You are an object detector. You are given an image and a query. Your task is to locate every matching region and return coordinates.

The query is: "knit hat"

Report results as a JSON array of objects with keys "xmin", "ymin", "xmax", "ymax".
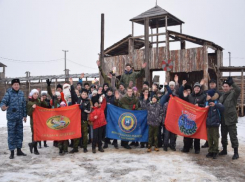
[
  {"xmin": 11, "ymin": 79, "xmax": 20, "ymax": 85},
  {"xmin": 56, "ymin": 84, "xmax": 62, "ymax": 90},
  {"xmin": 143, "ymin": 81, "xmax": 149, "ymax": 87},
  {"xmin": 60, "ymin": 101, "xmax": 66, "ymax": 107},
  {"xmin": 209, "ymin": 79, "xmax": 217, "ymax": 84},
  {"xmin": 29, "ymin": 89, "xmax": 39, "ymax": 97},
  {"xmin": 169, "ymin": 81, "xmax": 176, "ymax": 87},
  {"xmin": 207, "ymin": 89, "xmax": 215, "ymax": 97},
  {"xmin": 194, "ymin": 82, "xmax": 201, "ymax": 88},
  {"xmin": 41, "ymin": 91, "xmax": 48, "ymax": 96},
  {"xmin": 132, "ymin": 87, "xmax": 138, "ymax": 91},
  {"xmin": 184, "ymin": 85, "xmax": 192, "ymax": 92},
  {"xmin": 90, "ymin": 84, "xmax": 96, "ymax": 89},
  {"xmin": 55, "ymin": 92, "xmax": 61, "ymax": 97}
]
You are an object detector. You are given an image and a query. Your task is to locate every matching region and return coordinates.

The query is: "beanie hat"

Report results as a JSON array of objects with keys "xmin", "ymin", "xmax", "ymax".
[
  {"xmin": 90, "ymin": 84, "xmax": 96, "ymax": 89},
  {"xmin": 169, "ymin": 81, "xmax": 176, "ymax": 87},
  {"xmin": 56, "ymin": 84, "xmax": 62, "ymax": 90},
  {"xmin": 207, "ymin": 89, "xmax": 215, "ymax": 97},
  {"xmin": 143, "ymin": 81, "xmax": 149, "ymax": 86},
  {"xmin": 184, "ymin": 85, "xmax": 192, "ymax": 92},
  {"xmin": 132, "ymin": 87, "xmax": 138, "ymax": 92},
  {"xmin": 29, "ymin": 89, "xmax": 39, "ymax": 97},
  {"xmin": 41, "ymin": 91, "xmax": 48, "ymax": 97},
  {"xmin": 60, "ymin": 101, "xmax": 66, "ymax": 107},
  {"xmin": 11, "ymin": 79, "xmax": 20, "ymax": 85},
  {"xmin": 194, "ymin": 82, "xmax": 201, "ymax": 88},
  {"xmin": 55, "ymin": 92, "xmax": 61, "ymax": 97}
]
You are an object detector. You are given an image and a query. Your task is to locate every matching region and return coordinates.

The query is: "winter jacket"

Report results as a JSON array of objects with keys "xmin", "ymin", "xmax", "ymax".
[
  {"xmin": 159, "ymin": 85, "xmax": 173, "ymax": 107},
  {"xmin": 27, "ymin": 99, "xmax": 48, "ymax": 127},
  {"xmin": 77, "ymin": 97, "xmax": 91, "ymax": 121},
  {"xmin": 139, "ymin": 97, "xmax": 150, "ymax": 110},
  {"xmin": 187, "ymin": 91, "xmax": 206, "ymax": 107},
  {"xmin": 89, "ymin": 98, "xmax": 107, "ymax": 129},
  {"xmin": 178, "ymin": 85, "xmax": 189, "ymax": 102},
  {"xmin": 206, "ymin": 100, "xmax": 224, "ymax": 127},
  {"xmin": 99, "ymin": 66, "xmax": 120, "ymax": 88},
  {"xmin": 120, "ymin": 68, "xmax": 145, "ymax": 88},
  {"xmin": 115, "ymin": 95, "xmax": 139, "ymax": 110},
  {"xmin": 162, "ymin": 102, "xmax": 169, "ymax": 125},
  {"xmin": 0, "ymin": 88, "xmax": 27, "ymax": 121},
  {"xmin": 146, "ymin": 102, "xmax": 164, "ymax": 127},
  {"xmin": 219, "ymin": 83, "xmax": 241, "ymax": 126}
]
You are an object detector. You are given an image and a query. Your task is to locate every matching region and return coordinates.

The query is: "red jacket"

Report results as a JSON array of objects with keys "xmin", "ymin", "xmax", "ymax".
[{"xmin": 89, "ymin": 98, "xmax": 107, "ymax": 129}]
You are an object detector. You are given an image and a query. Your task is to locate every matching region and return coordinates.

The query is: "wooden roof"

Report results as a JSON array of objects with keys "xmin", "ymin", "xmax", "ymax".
[
  {"xmin": 104, "ymin": 35, "xmax": 145, "ymax": 57},
  {"xmin": 130, "ymin": 5, "xmax": 184, "ymax": 28},
  {"xmin": 0, "ymin": 63, "xmax": 7, "ymax": 67},
  {"xmin": 168, "ymin": 30, "xmax": 224, "ymax": 50},
  {"xmin": 2, "ymin": 73, "xmax": 99, "ymax": 82}
]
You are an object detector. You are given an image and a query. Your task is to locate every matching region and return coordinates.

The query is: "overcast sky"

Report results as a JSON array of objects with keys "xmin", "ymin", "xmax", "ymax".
[{"xmin": 0, "ymin": 0, "xmax": 245, "ymax": 80}]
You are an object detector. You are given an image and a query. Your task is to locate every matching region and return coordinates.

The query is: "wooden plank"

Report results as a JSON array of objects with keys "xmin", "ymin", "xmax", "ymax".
[
  {"xmin": 132, "ymin": 32, "xmax": 166, "ymax": 39},
  {"xmin": 241, "ymin": 69, "xmax": 244, "ymax": 116},
  {"xmin": 128, "ymin": 38, "xmax": 134, "ymax": 64},
  {"xmin": 144, "ymin": 17, "xmax": 150, "ymax": 84},
  {"xmin": 203, "ymin": 44, "xmax": 209, "ymax": 90},
  {"xmin": 165, "ymin": 16, "xmax": 170, "ymax": 82}
]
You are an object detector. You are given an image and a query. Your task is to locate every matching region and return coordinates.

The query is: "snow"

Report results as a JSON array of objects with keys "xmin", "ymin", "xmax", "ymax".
[{"xmin": 0, "ymin": 111, "xmax": 245, "ymax": 182}]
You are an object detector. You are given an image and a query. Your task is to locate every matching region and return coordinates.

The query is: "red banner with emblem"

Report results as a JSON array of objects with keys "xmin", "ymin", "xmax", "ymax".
[
  {"xmin": 33, "ymin": 105, "xmax": 81, "ymax": 141},
  {"xmin": 165, "ymin": 96, "xmax": 208, "ymax": 140}
]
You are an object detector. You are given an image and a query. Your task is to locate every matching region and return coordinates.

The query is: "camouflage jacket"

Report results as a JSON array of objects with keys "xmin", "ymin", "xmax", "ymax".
[{"xmin": 146, "ymin": 102, "xmax": 164, "ymax": 126}]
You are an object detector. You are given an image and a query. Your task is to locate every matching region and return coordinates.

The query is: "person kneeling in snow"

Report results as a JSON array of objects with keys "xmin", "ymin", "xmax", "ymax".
[
  {"xmin": 205, "ymin": 90, "xmax": 224, "ymax": 159},
  {"xmin": 89, "ymin": 95, "xmax": 107, "ymax": 153},
  {"xmin": 146, "ymin": 95, "xmax": 164, "ymax": 152}
]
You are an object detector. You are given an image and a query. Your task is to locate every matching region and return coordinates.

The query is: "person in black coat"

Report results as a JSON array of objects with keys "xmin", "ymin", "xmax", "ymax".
[{"xmin": 181, "ymin": 82, "xmax": 206, "ymax": 154}]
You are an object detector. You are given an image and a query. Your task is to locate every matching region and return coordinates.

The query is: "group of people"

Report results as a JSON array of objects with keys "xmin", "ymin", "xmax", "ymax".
[{"xmin": 0, "ymin": 61, "xmax": 241, "ymax": 161}]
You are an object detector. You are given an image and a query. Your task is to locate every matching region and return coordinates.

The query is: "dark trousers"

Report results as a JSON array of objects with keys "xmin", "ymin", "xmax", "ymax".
[
  {"xmin": 184, "ymin": 137, "xmax": 200, "ymax": 151},
  {"xmin": 164, "ymin": 129, "xmax": 177, "ymax": 147},
  {"xmin": 221, "ymin": 124, "xmax": 239, "ymax": 148},
  {"xmin": 92, "ymin": 126, "xmax": 105, "ymax": 149}
]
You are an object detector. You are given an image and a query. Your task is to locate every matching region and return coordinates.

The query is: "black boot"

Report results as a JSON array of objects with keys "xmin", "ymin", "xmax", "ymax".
[
  {"xmin": 135, "ymin": 142, "xmax": 139, "ymax": 147},
  {"xmin": 219, "ymin": 146, "xmax": 227, "ymax": 155},
  {"xmin": 9, "ymin": 150, "xmax": 14, "ymax": 159},
  {"xmin": 232, "ymin": 148, "xmax": 239, "ymax": 160},
  {"xmin": 181, "ymin": 148, "xmax": 189, "ymax": 153},
  {"xmin": 163, "ymin": 146, "xmax": 168, "ymax": 151},
  {"xmin": 83, "ymin": 148, "xmax": 88, "ymax": 153},
  {"xmin": 201, "ymin": 141, "xmax": 209, "ymax": 148},
  {"xmin": 195, "ymin": 150, "xmax": 200, "ymax": 154},
  {"xmin": 114, "ymin": 142, "xmax": 119, "ymax": 149},
  {"xmin": 92, "ymin": 148, "xmax": 96, "ymax": 153},
  {"xmin": 140, "ymin": 143, "xmax": 145, "ymax": 148},
  {"xmin": 124, "ymin": 145, "xmax": 131, "ymax": 149},
  {"xmin": 38, "ymin": 141, "xmax": 41, "ymax": 148},
  {"xmin": 129, "ymin": 142, "xmax": 135, "ymax": 146},
  {"xmin": 69, "ymin": 148, "xmax": 79, "ymax": 154},
  {"xmin": 206, "ymin": 152, "xmax": 213, "ymax": 158},
  {"xmin": 44, "ymin": 141, "xmax": 48, "ymax": 147},
  {"xmin": 170, "ymin": 145, "xmax": 176, "ymax": 151},
  {"xmin": 59, "ymin": 149, "xmax": 64, "ymax": 156},
  {"xmin": 28, "ymin": 143, "xmax": 34, "ymax": 153},
  {"xmin": 213, "ymin": 153, "xmax": 218, "ymax": 159},
  {"xmin": 17, "ymin": 148, "xmax": 27, "ymax": 156},
  {"xmin": 33, "ymin": 143, "xmax": 39, "ymax": 155},
  {"xmin": 99, "ymin": 148, "xmax": 104, "ymax": 152},
  {"xmin": 103, "ymin": 142, "xmax": 108, "ymax": 149}
]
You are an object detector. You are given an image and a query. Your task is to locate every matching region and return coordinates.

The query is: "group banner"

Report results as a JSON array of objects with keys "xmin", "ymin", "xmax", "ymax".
[
  {"xmin": 33, "ymin": 105, "xmax": 81, "ymax": 141},
  {"xmin": 165, "ymin": 96, "xmax": 208, "ymax": 140},
  {"xmin": 106, "ymin": 104, "xmax": 148, "ymax": 142}
]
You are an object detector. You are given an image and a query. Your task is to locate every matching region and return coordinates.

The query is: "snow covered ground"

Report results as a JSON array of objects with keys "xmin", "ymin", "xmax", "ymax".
[{"xmin": 0, "ymin": 111, "xmax": 244, "ymax": 182}]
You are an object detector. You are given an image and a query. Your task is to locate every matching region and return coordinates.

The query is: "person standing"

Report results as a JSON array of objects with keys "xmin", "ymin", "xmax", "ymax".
[
  {"xmin": 0, "ymin": 79, "xmax": 27, "ymax": 159},
  {"xmin": 219, "ymin": 77, "xmax": 241, "ymax": 160}
]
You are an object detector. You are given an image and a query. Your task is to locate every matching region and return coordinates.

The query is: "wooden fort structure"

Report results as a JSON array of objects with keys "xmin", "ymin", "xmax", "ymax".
[{"xmin": 99, "ymin": 5, "xmax": 245, "ymax": 116}]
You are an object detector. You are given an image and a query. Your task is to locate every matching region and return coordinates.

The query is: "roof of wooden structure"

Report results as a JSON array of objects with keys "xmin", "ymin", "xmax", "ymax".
[
  {"xmin": 219, "ymin": 66, "xmax": 245, "ymax": 72},
  {"xmin": 1, "ymin": 73, "xmax": 99, "ymax": 82},
  {"xmin": 130, "ymin": 5, "xmax": 184, "ymax": 28},
  {"xmin": 0, "ymin": 63, "xmax": 7, "ymax": 67},
  {"xmin": 168, "ymin": 30, "xmax": 224, "ymax": 50},
  {"xmin": 104, "ymin": 35, "xmax": 145, "ymax": 57}
]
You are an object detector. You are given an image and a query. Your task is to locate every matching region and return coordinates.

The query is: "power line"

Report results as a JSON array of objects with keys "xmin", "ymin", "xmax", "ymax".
[
  {"xmin": 0, "ymin": 56, "xmax": 64, "ymax": 63},
  {"xmin": 67, "ymin": 59, "xmax": 98, "ymax": 70}
]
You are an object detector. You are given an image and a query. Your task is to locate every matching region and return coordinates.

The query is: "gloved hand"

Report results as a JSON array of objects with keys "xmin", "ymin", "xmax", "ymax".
[
  {"xmin": 46, "ymin": 79, "xmax": 51, "ymax": 86},
  {"xmin": 227, "ymin": 77, "xmax": 234, "ymax": 85}
]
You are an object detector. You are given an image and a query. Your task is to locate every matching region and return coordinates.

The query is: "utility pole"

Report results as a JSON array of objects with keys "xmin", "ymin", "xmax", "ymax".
[
  {"xmin": 62, "ymin": 50, "xmax": 69, "ymax": 82},
  {"xmin": 228, "ymin": 52, "xmax": 231, "ymax": 76}
]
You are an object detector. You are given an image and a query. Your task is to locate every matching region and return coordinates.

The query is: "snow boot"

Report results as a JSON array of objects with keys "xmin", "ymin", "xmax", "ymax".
[
  {"xmin": 83, "ymin": 148, "xmax": 88, "ymax": 153},
  {"xmin": 9, "ymin": 150, "xmax": 14, "ymax": 159},
  {"xmin": 69, "ymin": 148, "xmax": 79, "ymax": 154},
  {"xmin": 213, "ymin": 153, "xmax": 218, "ymax": 159},
  {"xmin": 163, "ymin": 146, "xmax": 168, "ymax": 151},
  {"xmin": 17, "ymin": 148, "xmax": 27, "ymax": 156},
  {"xmin": 124, "ymin": 145, "xmax": 132, "ymax": 149},
  {"xmin": 99, "ymin": 148, "xmax": 104, "ymax": 152},
  {"xmin": 232, "ymin": 148, "xmax": 239, "ymax": 160},
  {"xmin": 38, "ymin": 141, "xmax": 41, "ymax": 148},
  {"xmin": 103, "ymin": 142, "xmax": 108, "ymax": 149},
  {"xmin": 28, "ymin": 143, "xmax": 34, "ymax": 153},
  {"xmin": 206, "ymin": 152, "xmax": 213, "ymax": 158},
  {"xmin": 114, "ymin": 143, "xmax": 119, "ymax": 149},
  {"xmin": 147, "ymin": 147, "xmax": 152, "ymax": 152},
  {"xmin": 154, "ymin": 147, "xmax": 159, "ymax": 152},
  {"xmin": 92, "ymin": 148, "xmax": 96, "ymax": 153},
  {"xmin": 59, "ymin": 149, "xmax": 64, "ymax": 156},
  {"xmin": 33, "ymin": 143, "xmax": 39, "ymax": 155},
  {"xmin": 219, "ymin": 146, "xmax": 227, "ymax": 155},
  {"xmin": 195, "ymin": 150, "xmax": 200, "ymax": 154},
  {"xmin": 44, "ymin": 141, "xmax": 48, "ymax": 147}
]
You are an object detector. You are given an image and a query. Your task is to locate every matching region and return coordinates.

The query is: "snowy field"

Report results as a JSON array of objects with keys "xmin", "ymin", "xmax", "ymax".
[{"xmin": 0, "ymin": 111, "xmax": 244, "ymax": 182}]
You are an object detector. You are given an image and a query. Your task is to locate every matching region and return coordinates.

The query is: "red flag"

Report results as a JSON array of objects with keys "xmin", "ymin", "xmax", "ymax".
[
  {"xmin": 165, "ymin": 96, "xmax": 208, "ymax": 140},
  {"xmin": 33, "ymin": 105, "xmax": 81, "ymax": 141}
]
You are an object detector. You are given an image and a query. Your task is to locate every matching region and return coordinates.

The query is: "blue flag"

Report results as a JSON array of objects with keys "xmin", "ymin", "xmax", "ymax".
[{"xmin": 106, "ymin": 104, "xmax": 148, "ymax": 142}]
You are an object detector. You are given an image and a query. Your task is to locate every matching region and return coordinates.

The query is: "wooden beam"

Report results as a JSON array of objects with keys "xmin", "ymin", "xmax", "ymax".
[
  {"xmin": 132, "ymin": 22, "xmax": 134, "ymax": 37},
  {"xmin": 144, "ymin": 17, "xmax": 150, "ymax": 85},
  {"xmin": 241, "ymin": 69, "xmax": 244, "ymax": 116},
  {"xmin": 132, "ymin": 32, "xmax": 166, "ymax": 39},
  {"xmin": 156, "ymin": 19, "xmax": 159, "ymax": 62},
  {"xmin": 100, "ymin": 13, "xmax": 105, "ymax": 85},
  {"xmin": 203, "ymin": 44, "xmax": 209, "ymax": 90},
  {"xmin": 128, "ymin": 38, "xmax": 134, "ymax": 65},
  {"xmin": 165, "ymin": 15, "xmax": 170, "ymax": 83},
  {"xmin": 150, "ymin": 40, "xmax": 178, "ymax": 44}
]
